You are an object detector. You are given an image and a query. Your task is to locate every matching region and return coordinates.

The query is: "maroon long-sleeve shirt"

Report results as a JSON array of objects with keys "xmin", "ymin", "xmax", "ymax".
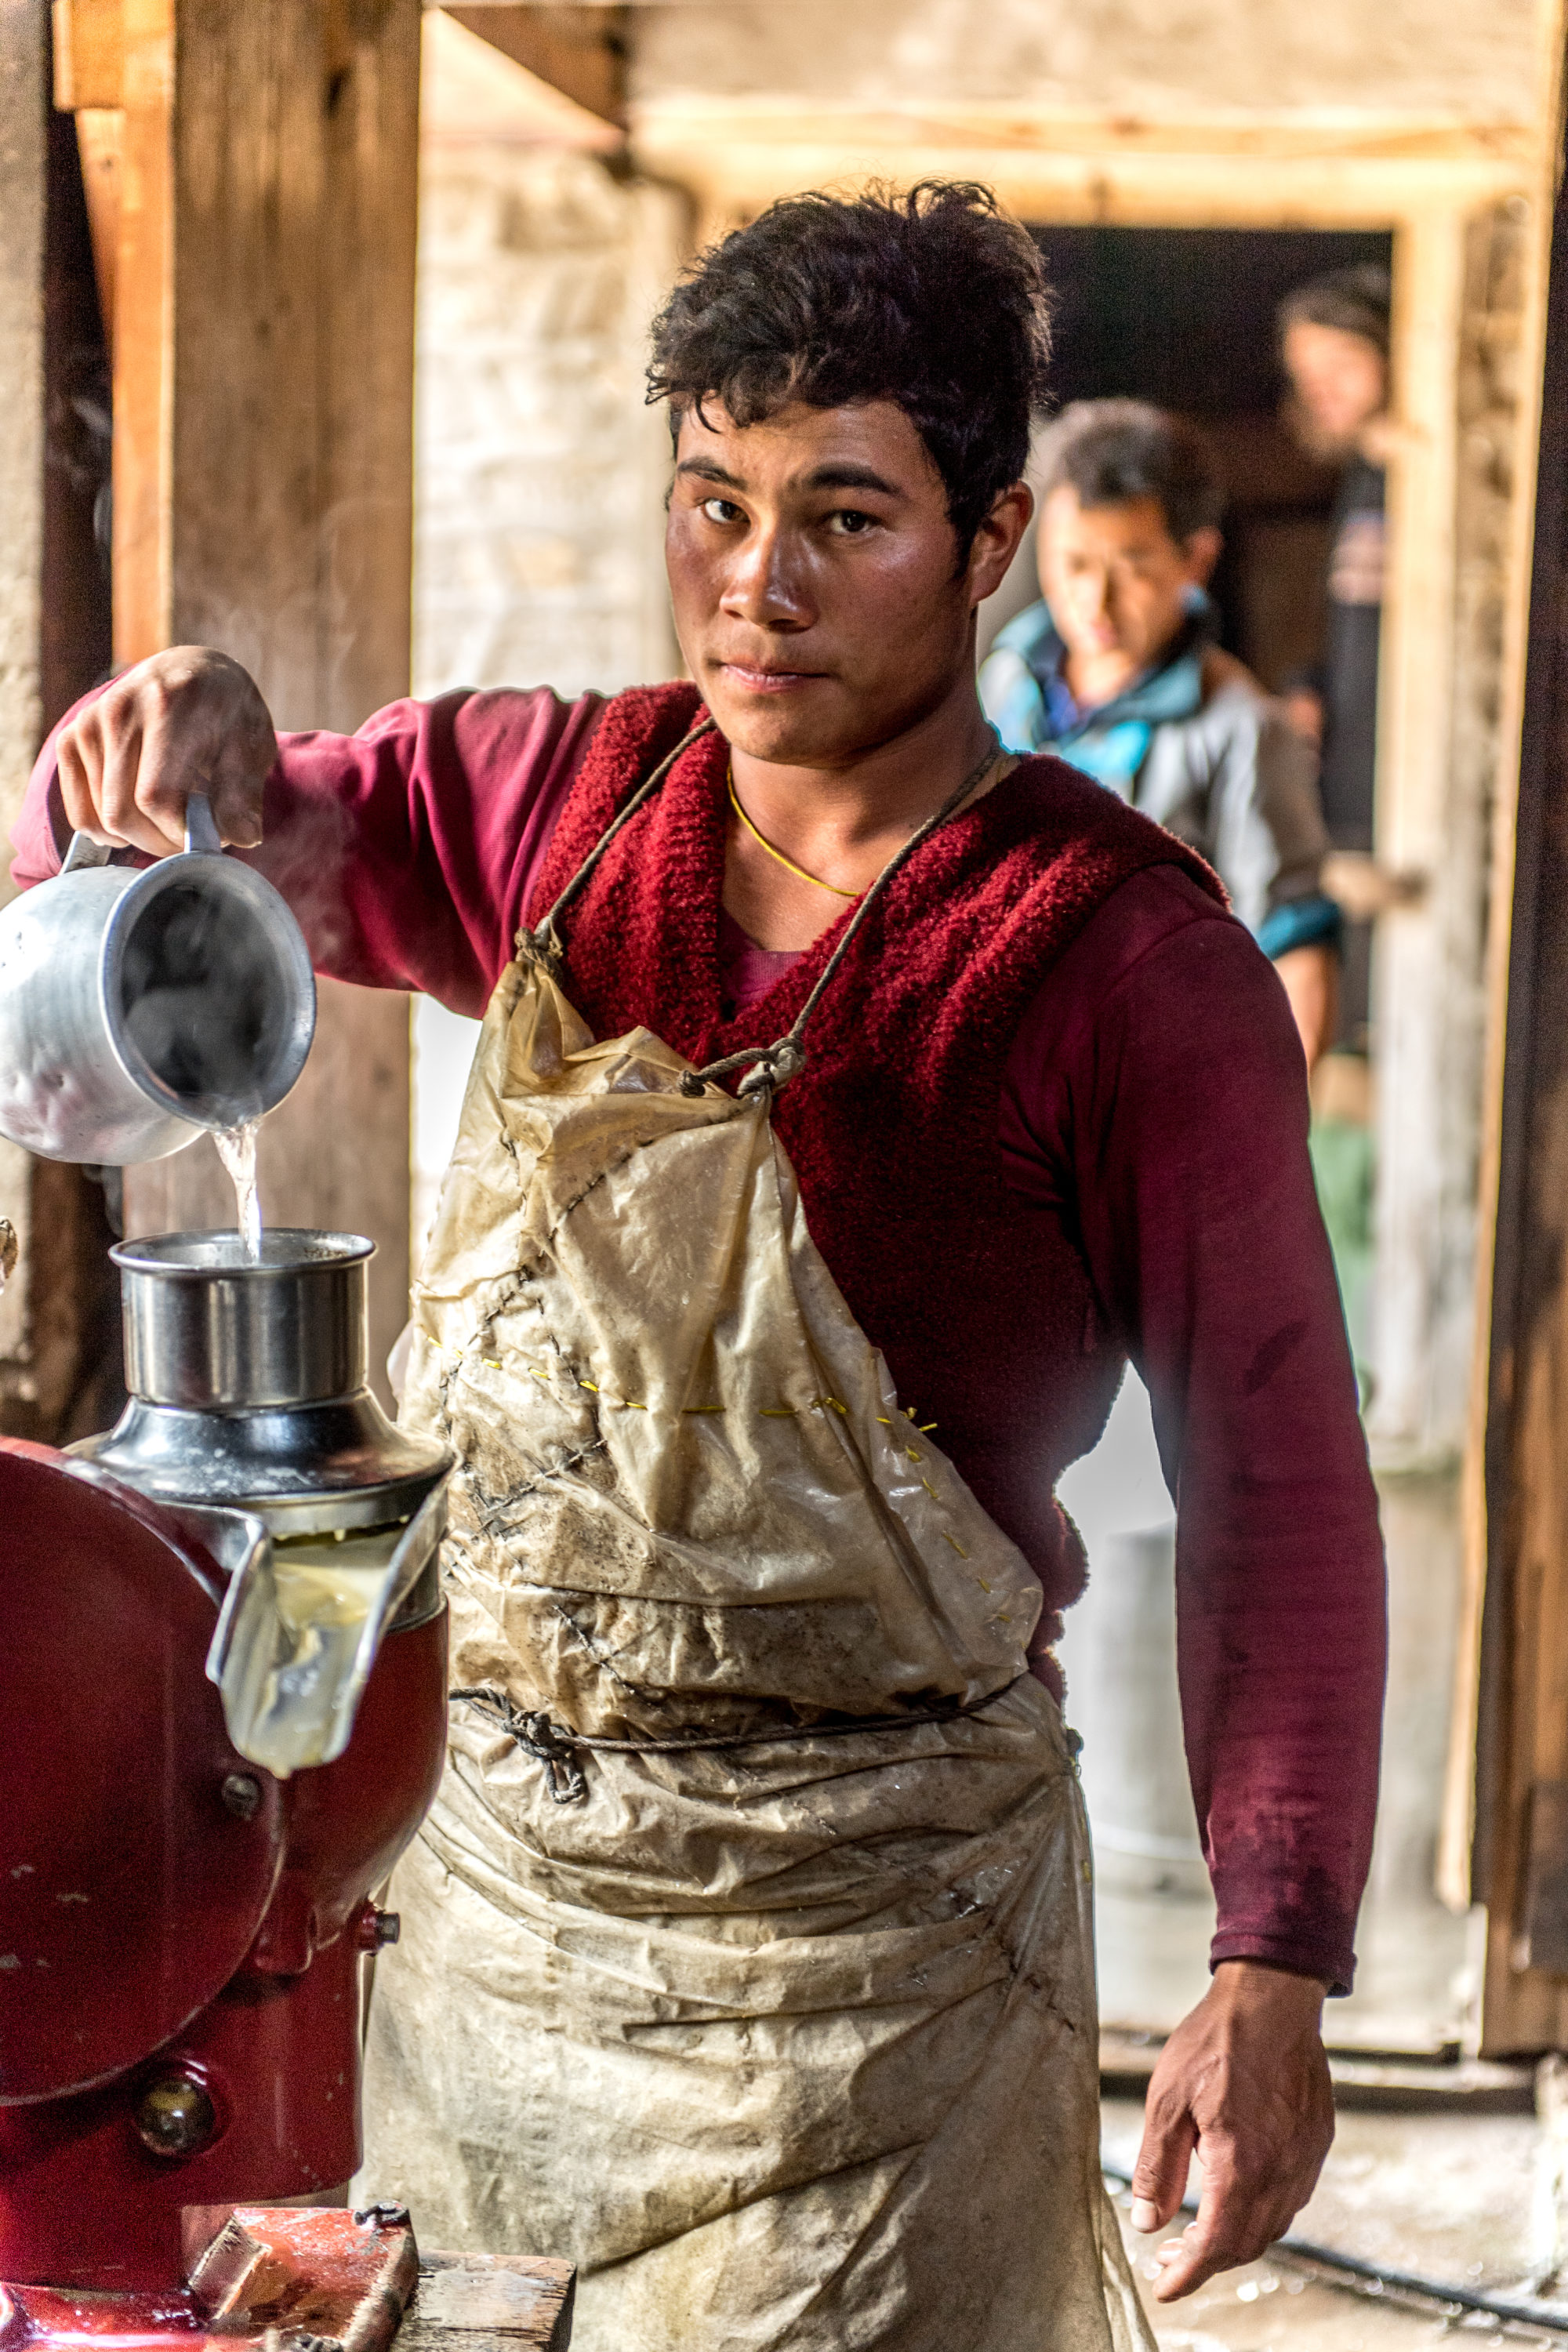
[{"xmin": 15, "ymin": 684, "xmax": 1385, "ymax": 1992}]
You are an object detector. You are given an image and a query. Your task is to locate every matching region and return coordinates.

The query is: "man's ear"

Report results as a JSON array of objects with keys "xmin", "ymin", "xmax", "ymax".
[
  {"xmin": 968, "ymin": 481, "xmax": 1034, "ymax": 604},
  {"xmin": 1184, "ymin": 524, "xmax": 1223, "ymax": 588}
]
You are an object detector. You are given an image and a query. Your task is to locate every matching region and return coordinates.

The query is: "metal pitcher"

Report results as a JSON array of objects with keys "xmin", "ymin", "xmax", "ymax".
[{"xmin": 0, "ymin": 796, "xmax": 315, "ymax": 1164}]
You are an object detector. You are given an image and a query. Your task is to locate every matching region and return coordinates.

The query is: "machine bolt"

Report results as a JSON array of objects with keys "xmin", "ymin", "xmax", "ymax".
[
  {"xmin": 220, "ymin": 1773, "xmax": 262, "ymax": 1820},
  {"xmin": 133, "ymin": 2069, "xmax": 218, "ymax": 2158},
  {"xmin": 354, "ymin": 2201, "xmax": 412, "ymax": 2232},
  {"xmin": 355, "ymin": 1906, "xmax": 401, "ymax": 1952}
]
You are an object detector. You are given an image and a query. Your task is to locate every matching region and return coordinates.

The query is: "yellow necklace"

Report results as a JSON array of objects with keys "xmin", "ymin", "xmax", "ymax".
[{"xmin": 727, "ymin": 765, "xmax": 861, "ymax": 901}]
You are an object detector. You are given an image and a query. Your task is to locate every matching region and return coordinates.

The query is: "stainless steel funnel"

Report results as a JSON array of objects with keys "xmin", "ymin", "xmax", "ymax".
[{"xmin": 76, "ymin": 1229, "xmax": 452, "ymax": 1534}]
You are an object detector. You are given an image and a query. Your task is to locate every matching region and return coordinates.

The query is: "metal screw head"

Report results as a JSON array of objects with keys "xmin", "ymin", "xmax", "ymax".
[
  {"xmin": 220, "ymin": 1773, "xmax": 261, "ymax": 1820},
  {"xmin": 355, "ymin": 1904, "xmax": 400, "ymax": 1952},
  {"xmin": 134, "ymin": 2070, "xmax": 218, "ymax": 2158}
]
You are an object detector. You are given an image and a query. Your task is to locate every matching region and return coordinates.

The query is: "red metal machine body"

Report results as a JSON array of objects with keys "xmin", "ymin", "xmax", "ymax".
[{"xmin": 0, "ymin": 1437, "xmax": 448, "ymax": 2303}]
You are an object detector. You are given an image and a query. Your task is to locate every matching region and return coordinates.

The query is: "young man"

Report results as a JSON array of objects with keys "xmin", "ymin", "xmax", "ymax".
[
  {"xmin": 16, "ymin": 185, "xmax": 1384, "ymax": 2352},
  {"xmin": 979, "ymin": 399, "xmax": 1341, "ymax": 1067}
]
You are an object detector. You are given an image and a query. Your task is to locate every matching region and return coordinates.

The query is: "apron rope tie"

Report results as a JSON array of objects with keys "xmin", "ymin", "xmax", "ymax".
[{"xmin": 450, "ymin": 1677, "xmax": 1028, "ymax": 1804}]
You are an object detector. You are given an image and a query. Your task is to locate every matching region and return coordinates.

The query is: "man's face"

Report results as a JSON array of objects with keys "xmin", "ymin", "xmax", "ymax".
[
  {"xmin": 665, "ymin": 397, "xmax": 1025, "ymax": 767},
  {"xmin": 1037, "ymin": 486, "xmax": 1217, "ymax": 684},
  {"xmin": 1282, "ymin": 321, "xmax": 1387, "ymax": 455}
]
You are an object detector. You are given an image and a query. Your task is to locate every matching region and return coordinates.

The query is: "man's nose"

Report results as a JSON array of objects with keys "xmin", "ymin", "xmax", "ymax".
[
  {"xmin": 720, "ymin": 524, "xmax": 811, "ymax": 628},
  {"xmin": 1083, "ymin": 565, "xmax": 1112, "ymax": 622}
]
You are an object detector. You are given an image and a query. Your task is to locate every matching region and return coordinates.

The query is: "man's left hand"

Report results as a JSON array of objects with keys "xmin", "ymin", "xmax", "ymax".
[{"xmin": 1128, "ymin": 1958, "xmax": 1334, "ymax": 2300}]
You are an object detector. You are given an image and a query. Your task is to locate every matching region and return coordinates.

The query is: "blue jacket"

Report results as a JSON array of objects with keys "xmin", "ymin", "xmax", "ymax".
[{"xmin": 979, "ymin": 598, "xmax": 1340, "ymax": 960}]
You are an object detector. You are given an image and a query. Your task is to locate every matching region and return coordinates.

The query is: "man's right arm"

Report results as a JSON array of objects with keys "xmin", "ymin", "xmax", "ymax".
[{"xmin": 16, "ymin": 647, "xmax": 604, "ymax": 1018}]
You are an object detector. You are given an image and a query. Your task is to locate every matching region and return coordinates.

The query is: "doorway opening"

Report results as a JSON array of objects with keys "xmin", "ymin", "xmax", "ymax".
[{"xmin": 990, "ymin": 223, "xmax": 1466, "ymax": 2060}]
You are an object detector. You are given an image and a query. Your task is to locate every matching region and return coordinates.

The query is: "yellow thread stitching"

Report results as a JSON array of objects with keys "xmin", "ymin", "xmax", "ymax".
[
  {"xmin": 813, "ymin": 1396, "xmax": 849, "ymax": 1416},
  {"xmin": 920, "ymin": 1477, "xmax": 938, "ymax": 1499},
  {"xmin": 684, "ymin": 1405, "xmax": 724, "ymax": 1414},
  {"xmin": 906, "ymin": 1446, "xmax": 922, "ymax": 1464},
  {"xmin": 760, "ymin": 1406, "xmax": 797, "ymax": 1417},
  {"xmin": 919, "ymin": 1421, "xmax": 938, "ymax": 1432},
  {"xmin": 579, "ymin": 1380, "xmax": 599, "ymax": 1393},
  {"xmin": 944, "ymin": 1534, "xmax": 971, "ymax": 1560}
]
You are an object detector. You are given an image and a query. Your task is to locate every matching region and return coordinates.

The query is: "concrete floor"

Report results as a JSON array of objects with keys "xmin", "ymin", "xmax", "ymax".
[
  {"xmin": 1102, "ymin": 2098, "xmax": 1560, "ymax": 2349},
  {"xmin": 1059, "ymin": 1376, "xmax": 1474, "ymax": 2056}
]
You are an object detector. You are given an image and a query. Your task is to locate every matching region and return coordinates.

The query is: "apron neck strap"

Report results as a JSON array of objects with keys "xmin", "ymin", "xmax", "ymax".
[
  {"xmin": 682, "ymin": 726, "xmax": 1004, "ymax": 1105},
  {"xmin": 517, "ymin": 714, "xmax": 719, "ymax": 973},
  {"xmin": 516, "ymin": 711, "xmax": 1004, "ymax": 1105}
]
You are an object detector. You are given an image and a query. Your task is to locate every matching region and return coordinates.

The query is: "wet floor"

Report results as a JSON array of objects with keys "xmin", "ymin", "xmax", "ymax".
[{"xmin": 1102, "ymin": 2100, "xmax": 1563, "ymax": 2349}]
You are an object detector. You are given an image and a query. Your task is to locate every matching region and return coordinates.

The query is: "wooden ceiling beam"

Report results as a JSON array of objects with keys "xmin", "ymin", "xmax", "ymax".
[{"xmin": 440, "ymin": 5, "xmax": 626, "ymax": 130}]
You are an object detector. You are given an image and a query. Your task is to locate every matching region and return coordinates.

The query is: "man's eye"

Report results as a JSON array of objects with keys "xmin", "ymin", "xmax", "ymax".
[
  {"xmin": 701, "ymin": 497, "xmax": 742, "ymax": 524},
  {"xmin": 828, "ymin": 509, "xmax": 877, "ymax": 535}
]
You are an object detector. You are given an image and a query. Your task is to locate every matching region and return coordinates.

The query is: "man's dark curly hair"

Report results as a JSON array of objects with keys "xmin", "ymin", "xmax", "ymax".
[{"xmin": 647, "ymin": 181, "xmax": 1054, "ymax": 550}]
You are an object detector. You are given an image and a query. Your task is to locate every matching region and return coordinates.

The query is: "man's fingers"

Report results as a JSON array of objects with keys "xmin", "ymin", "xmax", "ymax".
[
  {"xmin": 56, "ymin": 726, "xmax": 105, "ymax": 842},
  {"xmin": 1147, "ymin": 2149, "xmax": 1301, "ymax": 2302},
  {"xmin": 1130, "ymin": 2101, "xmax": 1197, "ymax": 2233},
  {"xmin": 134, "ymin": 684, "xmax": 223, "ymax": 851},
  {"xmin": 210, "ymin": 722, "xmax": 272, "ymax": 849},
  {"xmin": 51, "ymin": 649, "xmax": 276, "ymax": 863}
]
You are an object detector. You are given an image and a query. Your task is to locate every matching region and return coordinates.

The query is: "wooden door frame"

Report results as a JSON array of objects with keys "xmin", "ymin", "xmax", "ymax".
[{"xmin": 630, "ymin": 89, "xmax": 1565, "ymax": 2050}]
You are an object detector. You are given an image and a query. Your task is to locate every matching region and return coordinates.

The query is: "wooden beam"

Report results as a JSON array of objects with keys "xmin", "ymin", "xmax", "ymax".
[
  {"xmin": 113, "ymin": 0, "xmax": 421, "ymax": 1405},
  {"xmin": 629, "ymin": 102, "xmax": 1540, "ymax": 240},
  {"xmin": 444, "ymin": 4, "xmax": 625, "ymax": 128},
  {"xmin": 0, "ymin": 0, "xmax": 122, "ymax": 1447},
  {"xmin": 1470, "ymin": 109, "xmax": 1568, "ymax": 2053},
  {"xmin": 51, "ymin": 0, "xmax": 122, "ymax": 109}
]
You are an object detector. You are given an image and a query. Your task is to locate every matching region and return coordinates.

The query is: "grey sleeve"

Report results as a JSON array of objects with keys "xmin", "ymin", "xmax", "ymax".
[{"xmin": 1205, "ymin": 701, "xmax": 1330, "ymax": 935}]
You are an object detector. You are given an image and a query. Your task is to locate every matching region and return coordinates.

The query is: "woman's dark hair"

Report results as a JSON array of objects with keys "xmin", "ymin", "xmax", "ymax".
[
  {"xmin": 646, "ymin": 180, "xmax": 1053, "ymax": 550},
  {"xmin": 1034, "ymin": 400, "xmax": 1225, "ymax": 545},
  {"xmin": 1277, "ymin": 264, "xmax": 1392, "ymax": 358}
]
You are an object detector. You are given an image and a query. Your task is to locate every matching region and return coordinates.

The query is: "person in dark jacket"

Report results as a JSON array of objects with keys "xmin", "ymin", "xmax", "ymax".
[{"xmin": 1278, "ymin": 263, "xmax": 1393, "ymax": 1052}]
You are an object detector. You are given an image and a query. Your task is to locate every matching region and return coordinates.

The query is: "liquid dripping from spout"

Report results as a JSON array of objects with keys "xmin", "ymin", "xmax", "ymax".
[{"xmin": 215, "ymin": 1120, "xmax": 263, "ymax": 1261}]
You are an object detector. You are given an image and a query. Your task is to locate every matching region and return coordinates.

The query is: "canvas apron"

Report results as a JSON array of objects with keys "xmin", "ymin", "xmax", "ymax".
[{"xmin": 364, "ymin": 729, "xmax": 1152, "ymax": 2352}]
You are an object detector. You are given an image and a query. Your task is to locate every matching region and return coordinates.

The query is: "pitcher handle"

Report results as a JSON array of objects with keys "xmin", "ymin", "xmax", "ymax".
[
  {"xmin": 183, "ymin": 791, "xmax": 223, "ymax": 855},
  {"xmin": 60, "ymin": 789, "xmax": 223, "ymax": 874},
  {"xmin": 60, "ymin": 832, "xmax": 113, "ymax": 875}
]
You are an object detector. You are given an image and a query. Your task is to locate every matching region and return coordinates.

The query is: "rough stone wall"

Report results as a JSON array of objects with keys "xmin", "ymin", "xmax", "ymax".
[
  {"xmin": 413, "ymin": 141, "xmax": 683, "ymax": 702},
  {"xmin": 629, "ymin": 0, "xmax": 1540, "ymax": 125},
  {"xmin": 410, "ymin": 104, "xmax": 685, "ymax": 1246}
]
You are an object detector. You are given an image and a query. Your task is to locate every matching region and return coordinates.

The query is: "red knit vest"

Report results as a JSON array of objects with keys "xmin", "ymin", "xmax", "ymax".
[{"xmin": 528, "ymin": 684, "xmax": 1225, "ymax": 1643}]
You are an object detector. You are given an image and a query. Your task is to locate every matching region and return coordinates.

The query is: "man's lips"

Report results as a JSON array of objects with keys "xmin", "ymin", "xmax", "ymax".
[{"xmin": 715, "ymin": 660, "xmax": 826, "ymax": 693}]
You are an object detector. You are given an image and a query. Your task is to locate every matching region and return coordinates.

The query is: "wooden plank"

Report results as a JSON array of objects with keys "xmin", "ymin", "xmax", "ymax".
[
  {"xmin": 71, "ymin": 106, "xmax": 120, "ymax": 354},
  {"xmin": 0, "ymin": 2, "xmax": 122, "ymax": 1449},
  {"xmin": 445, "ymin": 5, "xmax": 625, "ymax": 129},
  {"xmin": 401, "ymin": 2251, "xmax": 575, "ymax": 2352},
  {"xmin": 51, "ymin": 0, "xmax": 122, "ymax": 109},
  {"xmin": 111, "ymin": 0, "xmax": 172, "ymax": 670},
  {"xmin": 1472, "ymin": 86, "xmax": 1568, "ymax": 2053},
  {"xmin": 113, "ymin": 2, "xmax": 421, "ymax": 1404}
]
